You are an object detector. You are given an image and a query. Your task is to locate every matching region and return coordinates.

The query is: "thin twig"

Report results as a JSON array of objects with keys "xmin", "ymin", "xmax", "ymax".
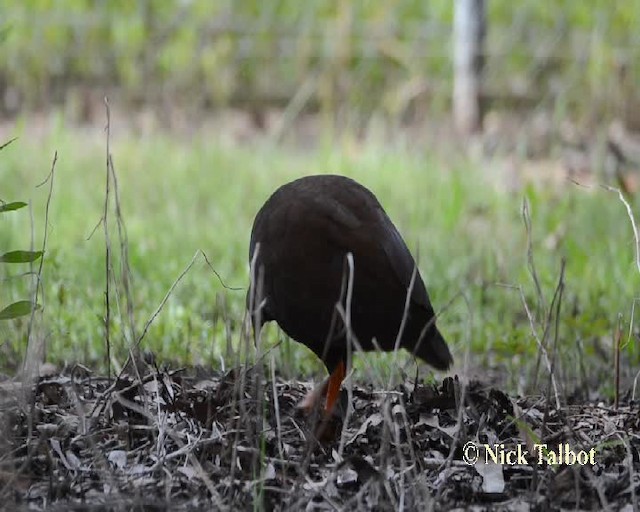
[
  {"xmin": 540, "ymin": 258, "xmax": 566, "ymax": 447},
  {"xmin": 23, "ymin": 152, "xmax": 57, "ymax": 390},
  {"xmin": 201, "ymin": 249, "xmax": 244, "ymax": 291},
  {"xmin": 614, "ymin": 313, "xmax": 622, "ymax": 410},
  {"xmin": 602, "ymin": 185, "xmax": 640, "ymax": 276},
  {"xmin": 103, "ymin": 97, "xmax": 112, "ymax": 380},
  {"xmin": 108, "ymin": 153, "xmax": 136, "ymax": 345},
  {"xmin": 622, "ymin": 435, "xmax": 639, "ymax": 512},
  {"xmin": 337, "ymin": 253, "xmax": 356, "ymax": 459},
  {"xmin": 630, "ymin": 298, "xmax": 640, "ymax": 400},
  {"xmin": 136, "ymin": 250, "xmax": 201, "ymax": 348},
  {"xmin": 0, "ymin": 137, "xmax": 17, "ymax": 151},
  {"xmin": 439, "ymin": 290, "xmax": 473, "ymax": 497},
  {"xmin": 270, "ymin": 354, "xmax": 285, "ymax": 461},
  {"xmin": 522, "ymin": 198, "xmax": 546, "ymax": 317},
  {"xmin": 26, "ymin": 151, "xmax": 57, "ymax": 350},
  {"xmin": 388, "ymin": 262, "xmax": 418, "ymax": 390},
  {"xmin": 523, "ymin": 198, "xmax": 547, "ymax": 391},
  {"xmin": 595, "ymin": 185, "xmax": 640, "ymax": 399}
]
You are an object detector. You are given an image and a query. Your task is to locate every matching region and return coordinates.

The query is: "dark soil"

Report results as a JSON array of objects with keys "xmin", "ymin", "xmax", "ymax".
[{"xmin": 1, "ymin": 363, "xmax": 639, "ymax": 511}]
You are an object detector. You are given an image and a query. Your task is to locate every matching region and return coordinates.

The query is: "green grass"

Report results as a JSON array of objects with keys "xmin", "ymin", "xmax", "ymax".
[{"xmin": 1, "ymin": 113, "xmax": 638, "ymax": 395}]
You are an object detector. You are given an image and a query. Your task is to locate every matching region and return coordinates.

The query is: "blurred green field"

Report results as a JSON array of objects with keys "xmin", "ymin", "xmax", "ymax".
[
  {"xmin": 3, "ymin": 1, "xmax": 638, "ymax": 121},
  {"xmin": 1, "ymin": 113, "xmax": 638, "ymax": 394}
]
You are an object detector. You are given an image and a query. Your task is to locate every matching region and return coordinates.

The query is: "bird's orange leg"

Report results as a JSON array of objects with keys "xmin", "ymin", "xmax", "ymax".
[{"xmin": 324, "ymin": 360, "xmax": 346, "ymax": 414}]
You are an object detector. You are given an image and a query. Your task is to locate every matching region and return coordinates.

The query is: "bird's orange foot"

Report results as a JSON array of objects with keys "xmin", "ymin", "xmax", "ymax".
[
  {"xmin": 297, "ymin": 377, "xmax": 330, "ymax": 416},
  {"xmin": 297, "ymin": 361, "xmax": 347, "ymax": 442},
  {"xmin": 297, "ymin": 391, "xmax": 344, "ymax": 443}
]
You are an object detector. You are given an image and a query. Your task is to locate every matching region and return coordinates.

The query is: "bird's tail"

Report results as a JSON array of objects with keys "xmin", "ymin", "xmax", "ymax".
[{"xmin": 411, "ymin": 324, "xmax": 453, "ymax": 371}]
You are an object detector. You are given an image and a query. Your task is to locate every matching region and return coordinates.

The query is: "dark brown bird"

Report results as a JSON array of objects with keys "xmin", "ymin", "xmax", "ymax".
[{"xmin": 247, "ymin": 175, "xmax": 452, "ymax": 414}]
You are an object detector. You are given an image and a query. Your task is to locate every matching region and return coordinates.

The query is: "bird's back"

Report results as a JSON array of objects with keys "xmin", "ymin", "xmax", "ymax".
[{"xmin": 248, "ymin": 175, "xmax": 452, "ymax": 371}]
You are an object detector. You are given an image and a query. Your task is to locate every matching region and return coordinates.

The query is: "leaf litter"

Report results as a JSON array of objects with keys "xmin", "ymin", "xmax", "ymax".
[{"xmin": 0, "ymin": 364, "xmax": 638, "ymax": 511}]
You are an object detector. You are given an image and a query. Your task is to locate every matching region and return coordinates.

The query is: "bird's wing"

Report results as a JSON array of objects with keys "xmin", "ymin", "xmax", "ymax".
[
  {"xmin": 376, "ymin": 209, "xmax": 433, "ymax": 311},
  {"xmin": 317, "ymin": 192, "xmax": 433, "ymax": 312}
]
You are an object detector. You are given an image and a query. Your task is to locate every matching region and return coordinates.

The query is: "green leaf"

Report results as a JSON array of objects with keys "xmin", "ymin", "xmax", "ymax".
[
  {"xmin": 0, "ymin": 201, "xmax": 27, "ymax": 213},
  {"xmin": 0, "ymin": 250, "xmax": 43, "ymax": 263},
  {"xmin": 0, "ymin": 301, "xmax": 40, "ymax": 320}
]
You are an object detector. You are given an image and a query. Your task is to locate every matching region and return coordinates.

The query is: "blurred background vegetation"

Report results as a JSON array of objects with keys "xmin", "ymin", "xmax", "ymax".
[
  {"xmin": 2, "ymin": 0, "xmax": 639, "ymax": 126},
  {"xmin": 1, "ymin": 1, "xmax": 639, "ymax": 396}
]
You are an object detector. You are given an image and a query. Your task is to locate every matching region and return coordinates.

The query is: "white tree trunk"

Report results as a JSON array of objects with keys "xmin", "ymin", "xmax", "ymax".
[{"xmin": 453, "ymin": 0, "xmax": 486, "ymax": 136}]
